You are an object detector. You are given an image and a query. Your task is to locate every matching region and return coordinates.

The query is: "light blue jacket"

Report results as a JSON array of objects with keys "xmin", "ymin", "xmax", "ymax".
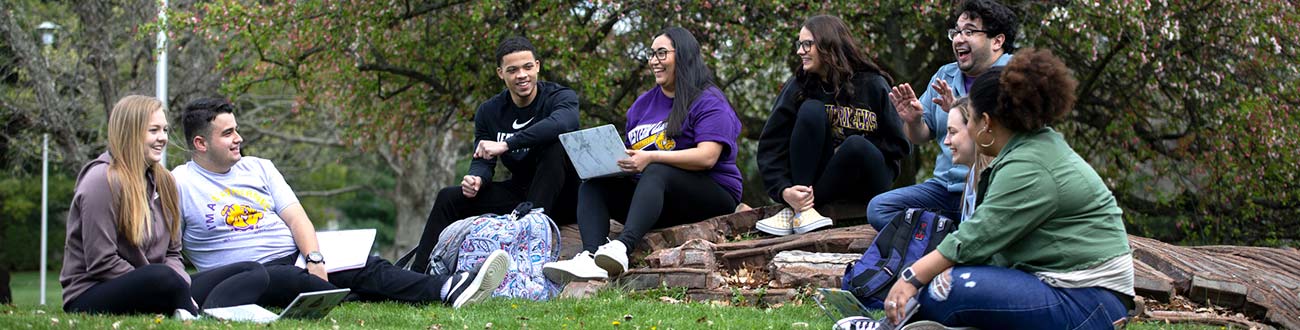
[{"xmin": 920, "ymin": 54, "xmax": 1013, "ymax": 192}]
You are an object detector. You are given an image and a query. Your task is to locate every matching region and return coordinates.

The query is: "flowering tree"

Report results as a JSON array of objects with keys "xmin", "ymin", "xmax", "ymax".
[{"xmin": 186, "ymin": 0, "xmax": 1298, "ymax": 248}]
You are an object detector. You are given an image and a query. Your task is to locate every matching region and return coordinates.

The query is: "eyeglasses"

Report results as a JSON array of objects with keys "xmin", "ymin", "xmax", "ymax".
[
  {"xmin": 644, "ymin": 48, "xmax": 675, "ymax": 61},
  {"xmin": 947, "ymin": 28, "xmax": 989, "ymax": 41},
  {"xmin": 795, "ymin": 40, "xmax": 814, "ymax": 53}
]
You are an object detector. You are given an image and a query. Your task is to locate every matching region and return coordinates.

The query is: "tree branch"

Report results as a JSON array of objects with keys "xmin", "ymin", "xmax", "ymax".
[
  {"xmin": 241, "ymin": 123, "xmax": 345, "ymax": 147},
  {"xmin": 295, "ymin": 185, "xmax": 369, "ymax": 197},
  {"xmin": 397, "ymin": 0, "xmax": 474, "ymax": 21}
]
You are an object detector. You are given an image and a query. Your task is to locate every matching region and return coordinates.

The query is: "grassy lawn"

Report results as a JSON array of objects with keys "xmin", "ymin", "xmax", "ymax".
[{"xmin": 2, "ymin": 271, "xmax": 1222, "ymax": 329}]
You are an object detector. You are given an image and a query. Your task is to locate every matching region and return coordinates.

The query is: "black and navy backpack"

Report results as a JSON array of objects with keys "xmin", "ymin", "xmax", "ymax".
[{"xmin": 841, "ymin": 208, "xmax": 959, "ymax": 309}]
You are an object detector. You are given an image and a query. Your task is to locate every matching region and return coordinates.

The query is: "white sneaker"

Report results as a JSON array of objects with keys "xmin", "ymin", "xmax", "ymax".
[
  {"xmin": 756, "ymin": 207, "xmax": 795, "ymax": 236},
  {"xmin": 445, "ymin": 249, "xmax": 510, "ymax": 309},
  {"xmin": 793, "ymin": 207, "xmax": 833, "ymax": 234},
  {"xmin": 593, "ymin": 240, "xmax": 629, "ymax": 276},
  {"xmin": 542, "ymin": 251, "xmax": 608, "ymax": 284},
  {"xmin": 173, "ymin": 308, "xmax": 201, "ymax": 321}
]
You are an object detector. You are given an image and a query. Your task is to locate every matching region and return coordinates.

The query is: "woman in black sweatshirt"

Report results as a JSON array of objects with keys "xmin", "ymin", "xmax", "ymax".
[{"xmin": 756, "ymin": 15, "xmax": 909, "ymax": 236}]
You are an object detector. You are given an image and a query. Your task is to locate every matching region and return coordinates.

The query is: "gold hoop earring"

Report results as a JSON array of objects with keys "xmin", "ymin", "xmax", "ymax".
[{"xmin": 977, "ymin": 128, "xmax": 996, "ymax": 148}]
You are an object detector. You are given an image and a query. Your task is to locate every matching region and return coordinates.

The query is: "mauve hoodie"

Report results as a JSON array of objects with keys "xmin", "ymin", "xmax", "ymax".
[{"xmin": 60, "ymin": 152, "xmax": 188, "ymax": 308}]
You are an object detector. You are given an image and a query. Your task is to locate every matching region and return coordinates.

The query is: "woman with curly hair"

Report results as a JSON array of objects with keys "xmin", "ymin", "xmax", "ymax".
[{"xmin": 871, "ymin": 49, "xmax": 1134, "ymax": 329}]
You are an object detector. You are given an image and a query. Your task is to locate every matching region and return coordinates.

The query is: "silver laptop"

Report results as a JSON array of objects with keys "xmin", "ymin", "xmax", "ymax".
[
  {"xmin": 559, "ymin": 124, "xmax": 631, "ymax": 179},
  {"xmin": 204, "ymin": 288, "xmax": 351, "ymax": 323},
  {"xmin": 814, "ymin": 288, "xmax": 918, "ymax": 323}
]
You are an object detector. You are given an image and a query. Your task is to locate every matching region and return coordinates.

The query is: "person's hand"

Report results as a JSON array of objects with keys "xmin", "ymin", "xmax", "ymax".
[
  {"xmin": 474, "ymin": 140, "xmax": 509, "ymax": 159},
  {"xmin": 618, "ymin": 150, "xmax": 655, "ymax": 173},
  {"xmin": 889, "ymin": 83, "xmax": 924, "ymax": 124},
  {"xmin": 781, "ymin": 185, "xmax": 815, "ymax": 212},
  {"xmin": 932, "ymin": 79, "xmax": 956, "ymax": 112},
  {"xmin": 884, "ymin": 277, "xmax": 919, "ymax": 326},
  {"xmin": 306, "ymin": 262, "xmax": 329, "ymax": 282},
  {"xmin": 461, "ymin": 175, "xmax": 483, "ymax": 198}
]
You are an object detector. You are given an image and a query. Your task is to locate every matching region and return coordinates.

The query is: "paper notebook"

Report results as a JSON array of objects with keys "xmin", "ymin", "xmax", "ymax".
[
  {"xmin": 203, "ymin": 288, "xmax": 350, "ymax": 323},
  {"xmin": 295, "ymin": 229, "xmax": 376, "ymax": 273},
  {"xmin": 559, "ymin": 124, "xmax": 631, "ymax": 180}
]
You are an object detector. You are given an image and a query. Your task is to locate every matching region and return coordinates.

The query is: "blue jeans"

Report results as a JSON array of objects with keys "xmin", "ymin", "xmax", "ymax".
[
  {"xmin": 866, "ymin": 180, "xmax": 962, "ymax": 230},
  {"xmin": 917, "ymin": 266, "xmax": 1129, "ymax": 330}
]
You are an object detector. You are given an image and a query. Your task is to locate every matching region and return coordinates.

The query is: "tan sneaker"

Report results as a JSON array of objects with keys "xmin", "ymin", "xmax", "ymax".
[
  {"xmin": 756, "ymin": 207, "xmax": 795, "ymax": 236},
  {"xmin": 793, "ymin": 208, "xmax": 833, "ymax": 234}
]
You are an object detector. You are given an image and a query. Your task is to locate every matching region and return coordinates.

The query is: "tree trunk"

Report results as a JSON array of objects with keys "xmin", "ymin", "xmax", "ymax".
[{"xmin": 385, "ymin": 124, "xmax": 462, "ymax": 258}]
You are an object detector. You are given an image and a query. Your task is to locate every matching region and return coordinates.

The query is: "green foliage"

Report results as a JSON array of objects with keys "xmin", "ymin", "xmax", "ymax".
[
  {"xmin": 185, "ymin": 0, "xmax": 1300, "ymax": 246},
  {"xmin": 0, "ymin": 175, "xmax": 73, "ymax": 271},
  {"xmin": 0, "ymin": 272, "xmax": 1227, "ymax": 329}
]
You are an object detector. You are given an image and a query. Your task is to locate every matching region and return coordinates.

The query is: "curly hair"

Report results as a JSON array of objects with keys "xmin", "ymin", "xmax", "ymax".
[
  {"xmin": 969, "ymin": 48, "xmax": 1077, "ymax": 132},
  {"xmin": 955, "ymin": 0, "xmax": 1019, "ymax": 52}
]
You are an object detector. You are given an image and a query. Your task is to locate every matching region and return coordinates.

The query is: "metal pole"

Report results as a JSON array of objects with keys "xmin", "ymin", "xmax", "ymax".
[
  {"xmin": 156, "ymin": 0, "xmax": 169, "ymax": 166},
  {"xmin": 40, "ymin": 134, "xmax": 48, "ymax": 305}
]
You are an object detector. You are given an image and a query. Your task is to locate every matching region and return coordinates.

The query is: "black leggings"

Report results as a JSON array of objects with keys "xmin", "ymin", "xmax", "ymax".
[
  {"xmin": 576, "ymin": 163, "xmax": 737, "ymax": 253},
  {"xmin": 411, "ymin": 142, "xmax": 577, "ymax": 272},
  {"xmin": 65, "ymin": 261, "xmax": 268, "ymax": 314},
  {"xmin": 261, "ymin": 254, "xmax": 450, "ymax": 307},
  {"xmin": 789, "ymin": 100, "xmax": 896, "ymax": 205}
]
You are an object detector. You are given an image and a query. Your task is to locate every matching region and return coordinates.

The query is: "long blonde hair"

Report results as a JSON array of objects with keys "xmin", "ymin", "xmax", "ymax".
[
  {"xmin": 951, "ymin": 98, "xmax": 992, "ymax": 173},
  {"xmin": 106, "ymin": 95, "xmax": 182, "ymax": 247},
  {"xmin": 952, "ymin": 98, "xmax": 992, "ymax": 216}
]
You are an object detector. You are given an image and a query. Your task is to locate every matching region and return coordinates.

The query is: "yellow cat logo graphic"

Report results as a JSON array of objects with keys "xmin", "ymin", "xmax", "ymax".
[{"xmin": 222, "ymin": 204, "xmax": 263, "ymax": 231}]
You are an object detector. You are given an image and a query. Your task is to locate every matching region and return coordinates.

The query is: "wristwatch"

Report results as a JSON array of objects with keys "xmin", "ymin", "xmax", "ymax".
[
  {"xmin": 304, "ymin": 251, "xmax": 325, "ymax": 264},
  {"xmin": 900, "ymin": 267, "xmax": 925, "ymax": 289}
]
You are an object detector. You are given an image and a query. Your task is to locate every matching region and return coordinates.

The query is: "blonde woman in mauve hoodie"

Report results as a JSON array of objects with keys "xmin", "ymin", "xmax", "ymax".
[{"xmin": 61, "ymin": 95, "xmax": 267, "ymax": 317}]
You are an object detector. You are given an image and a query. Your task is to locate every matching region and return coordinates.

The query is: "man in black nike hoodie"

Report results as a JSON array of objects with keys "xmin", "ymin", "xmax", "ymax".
[{"xmin": 409, "ymin": 36, "xmax": 580, "ymax": 274}]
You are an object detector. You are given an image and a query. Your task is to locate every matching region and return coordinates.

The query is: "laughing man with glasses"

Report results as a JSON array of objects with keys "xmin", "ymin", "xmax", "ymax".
[{"xmin": 868, "ymin": 0, "xmax": 1019, "ymax": 251}]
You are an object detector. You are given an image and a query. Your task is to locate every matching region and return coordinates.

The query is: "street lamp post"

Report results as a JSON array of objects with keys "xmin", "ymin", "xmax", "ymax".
[{"xmin": 36, "ymin": 20, "xmax": 59, "ymax": 307}]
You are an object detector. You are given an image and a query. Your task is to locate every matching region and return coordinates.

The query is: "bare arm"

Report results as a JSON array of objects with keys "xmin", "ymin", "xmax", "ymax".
[
  {"xmin": 279, "ymin": 203, "xmax": 328, "ymax": 281},
  {"xmin": 619, "ymin": 142, "xmax": 724, "ymax": 173}
]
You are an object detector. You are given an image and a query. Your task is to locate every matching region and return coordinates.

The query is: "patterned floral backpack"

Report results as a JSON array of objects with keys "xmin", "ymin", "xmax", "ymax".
[{"xmin": 454, "ymin": 202, "xmax": 562, "ymax": 301}]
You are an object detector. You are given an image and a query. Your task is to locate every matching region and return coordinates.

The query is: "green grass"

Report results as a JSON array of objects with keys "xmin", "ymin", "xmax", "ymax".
[{"xmin": 1, "ymin": 272, "xmax": 1225, "ymax": 329}]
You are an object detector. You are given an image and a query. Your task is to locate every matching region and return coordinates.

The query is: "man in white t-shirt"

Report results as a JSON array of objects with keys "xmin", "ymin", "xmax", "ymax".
[{"xmin": 173, "ymin": 97, "xmax": 508, "ymax": 308}]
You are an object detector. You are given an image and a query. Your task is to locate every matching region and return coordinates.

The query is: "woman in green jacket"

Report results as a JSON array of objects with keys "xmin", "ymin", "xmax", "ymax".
[{"xmin": 880, "ymin": 49, "xmax": 1134, "ymax": 330}]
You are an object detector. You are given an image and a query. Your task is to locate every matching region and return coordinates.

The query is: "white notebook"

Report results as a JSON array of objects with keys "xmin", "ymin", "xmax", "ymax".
[
  {"xmin": 204, "ymin": 288, "xmax": 351, "ymax": 323},
  {"xmin": 295, "ymin": 229, "xmax": 376, "ymax": 273},
  {"xmin": 560, "ymin": 124, "xmax": 631, "ymax": 179}
]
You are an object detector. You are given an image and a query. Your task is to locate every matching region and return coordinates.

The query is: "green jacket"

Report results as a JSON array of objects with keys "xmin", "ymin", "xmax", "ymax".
[{"xmin": 936, "ymin": 128, "xmax": 1129, "ymax": 273}]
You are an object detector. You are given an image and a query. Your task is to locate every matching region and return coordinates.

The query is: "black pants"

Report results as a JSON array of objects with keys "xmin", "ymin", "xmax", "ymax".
[
  {"xmin": 576, "ymin": 163, "xmax": 738, "ymax": 253},
  {"xmin": 261, "ymin": 254, "xmax": 450, "ymax": 307},
  {"xmin": 0, "ymin": 267, "xmax": 10, "ymax": 305},
  {"xmin": 65, "ymin": 261, "xmax": 267, "ymax": 314},
  {"xmin": 411, "ymin": 142, "xmax": 578, "ymax": 272},
  {"xmin": 789, "ymin": 100, "xmax": 896, "ymax": 205}
]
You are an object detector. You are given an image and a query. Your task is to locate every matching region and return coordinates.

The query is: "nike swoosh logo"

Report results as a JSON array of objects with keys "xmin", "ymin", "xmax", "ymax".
[{"xmin": 512, "ymin": 117, "xmax": 533, "ymax": 130}]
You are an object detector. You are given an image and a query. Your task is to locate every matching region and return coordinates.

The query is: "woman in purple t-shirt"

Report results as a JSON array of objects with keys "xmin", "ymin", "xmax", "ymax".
[{"xmin": 543, "ymin": 27, "xmax": 743, "ymax": 283}]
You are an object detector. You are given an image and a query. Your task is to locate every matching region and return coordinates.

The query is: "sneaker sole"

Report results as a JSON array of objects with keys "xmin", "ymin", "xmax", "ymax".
[
  {"xmin": 542, "ymin": 263, "xmax": 607, "ymax": 284},
  {"xmin": 755, "ymin": 221, "xmax": 794, "ymax": 236},
  {"xmin": 793, "ymin": 217, "xmax": 833, "ymax": 234},
  {"xmin": 453, "ymin": 250, "xmax": 509, "ymax": 308},
  {"xmin": 593, "ymin": 253, "xmax": 627, "ymax": 276}
]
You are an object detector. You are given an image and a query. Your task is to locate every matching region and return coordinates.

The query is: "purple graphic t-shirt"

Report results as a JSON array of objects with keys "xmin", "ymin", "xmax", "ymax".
[{"xmin": 624, "ymin": 86, "xmax": 743, "ymax": 202}]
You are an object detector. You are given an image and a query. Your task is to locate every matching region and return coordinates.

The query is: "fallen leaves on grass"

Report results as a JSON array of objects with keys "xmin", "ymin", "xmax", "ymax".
[{"xmin": 659, "ymin": 296, "xmax": 682, "ymax": 304}]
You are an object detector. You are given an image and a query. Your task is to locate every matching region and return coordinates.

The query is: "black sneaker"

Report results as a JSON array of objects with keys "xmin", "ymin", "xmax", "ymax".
[{"xmin": 444, "ymin": 249, "xmax": 509, "ymax": 308}]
